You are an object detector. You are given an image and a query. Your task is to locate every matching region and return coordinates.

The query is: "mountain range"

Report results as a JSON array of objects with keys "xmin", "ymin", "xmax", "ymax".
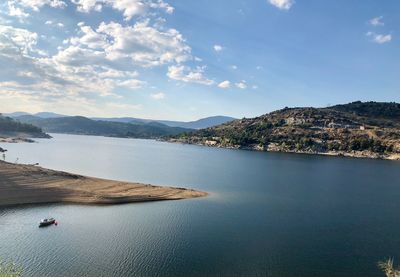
[
  {"xmin": 12, "ymin": 115, "xmax": 192, "ymax": 139},
  {"xmin": 5, "ymin": 112, "xmax": 235, "ymax": 130}
]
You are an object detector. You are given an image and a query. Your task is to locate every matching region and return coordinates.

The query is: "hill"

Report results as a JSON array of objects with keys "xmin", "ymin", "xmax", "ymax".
[
  {"xmin": 0, "ymin": 114, "xmax": 50, "ymax": 139},
  {"xmin": 169, "ymin": 101, "xmax": 400, "ymax": 160},
  {"xmin": 7, "ymin": 112, "xmax": 235, "ymax": 129},
  {"xmin": 16, "ymin": 116, "xmax": 192, "ymax": 139},
  {"xmin": 155, "ymin": 116, "xmax": 236, "ymax": 129},
  {"xmin": 91, "ymin": 115, "xmax": 236, "ymax": 129},
  {"xmin": 5, "ymin": 112, "xmax": 67, "ymax": 119}
]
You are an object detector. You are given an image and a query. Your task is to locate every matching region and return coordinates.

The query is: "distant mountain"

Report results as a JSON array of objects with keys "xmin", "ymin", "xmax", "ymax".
[
  {"xmin": 92, "ymin": 115, "xmax": 236, "ymax": 129},
  {"xmin": 9, "ymin": 112, "xmax": 235, "ymax": 129},
  {"xmin": 4, "ymin": 112, "xmax": 31, "ymax": 118},
  {"xmin": 34, "ymin": 112, "xmax": 67, "ymax": 119},
  {"xmin": 16, "ymin": 116, "xmax": 192, "ymax": 139},
  {"xmin": 0, "ymin": 114, "xmax": 50, "ymax": 138},
  {"xmin": 5, "ymin": 112, "xmax": 67, "ymax": 119},
  {"xmin": 169, "ymin": 101, "xmax": 400, "ymax": 160},
  {"xmin": 155, "ymin": 116, "xmax": 236, "ymax": 129}
]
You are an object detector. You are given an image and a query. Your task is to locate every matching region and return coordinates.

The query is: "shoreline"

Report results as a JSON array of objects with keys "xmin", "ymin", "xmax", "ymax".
[
  {"xmin": 166, "ymin": 139, "xmax": 400, "ymax": 161},
  {"xmin": 0, "ymin": 160, "xmax": 207, "ymax": 207}
]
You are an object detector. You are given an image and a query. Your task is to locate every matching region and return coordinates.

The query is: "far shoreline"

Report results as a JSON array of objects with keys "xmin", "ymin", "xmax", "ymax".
[{"xmin": 165, "ymin": 139, "xmax": 400, "ymax": 161}]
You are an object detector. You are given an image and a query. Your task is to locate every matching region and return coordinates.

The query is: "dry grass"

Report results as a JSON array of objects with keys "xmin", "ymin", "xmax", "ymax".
[
  {"xmin": 379, "ymin": 258, "xmax": 400, "ymax": 277},
  {"xmin": 0, "ymin": 261, "xmax": 21, "ymax": 277}
]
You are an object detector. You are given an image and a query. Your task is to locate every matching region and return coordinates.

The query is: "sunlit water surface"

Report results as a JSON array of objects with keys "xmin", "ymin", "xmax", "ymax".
[{"xmin": 1, "ymin": 134, "xmax": 400, "ymax": 276}]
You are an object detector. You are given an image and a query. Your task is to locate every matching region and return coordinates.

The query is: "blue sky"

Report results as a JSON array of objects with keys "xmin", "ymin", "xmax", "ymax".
[{"xmin": 0, "ymin": 0, "xmax": 398, "ymax": 120}]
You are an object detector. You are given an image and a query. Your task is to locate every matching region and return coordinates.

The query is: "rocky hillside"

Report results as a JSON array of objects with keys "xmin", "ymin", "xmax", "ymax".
[{"xmin": 169, "ymin": 101, "xmax": 400, "ymax": 160}]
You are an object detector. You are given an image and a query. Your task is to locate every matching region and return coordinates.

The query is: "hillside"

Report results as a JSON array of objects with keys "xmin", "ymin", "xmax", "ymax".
[
  {"xmin": 169, "ymin": 101, "xmax": 400, "ymax": 160},
  {"xmin": 0, "ymin": 114, "xmax": 50, "ymax": 139},
  {"xmin": 79, "ymin": 115, "xmax": 235, "ymax": 129},
  {"xmin": 156, "ymin": 116, "xmax": 236, "ymax": 129},
  {"xmin": 16, "ymin": 116, "xmax": 191, "ymax": 139},
  {"xmin": 7, "ymin": 112, "xmax": 235, "ymax": 129}
]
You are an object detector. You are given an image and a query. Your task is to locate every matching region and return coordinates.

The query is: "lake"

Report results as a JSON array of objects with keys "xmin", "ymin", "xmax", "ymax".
[{"xmin": 1, "ymin": 134, "xmax": 400, "ymax": 276}]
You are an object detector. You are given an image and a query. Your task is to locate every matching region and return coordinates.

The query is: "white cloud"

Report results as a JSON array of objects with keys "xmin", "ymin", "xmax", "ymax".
[
  {"xmin": 218, "ymin": 80, "xmax": 230, "ymax": 89},
  {"xmin": 0, "ymin": 24, "xmax": 143, "ymax": 99},
  {"xmin": 0, "ymin": 25, "xmax": 38, "ymax": 55},
  {"xmin": 0, "ymin": 0, "xmax": 216, "ymax": 115},
  {"xmin": 268, "ymin": 0, "xmax": 294, "ymax": 10},
  {"xmin": 7, "ymin": 1, "xmax": 29, "ymax": 18},
  {"xmin": 213, "ymin": 44, "xmax": 223, "ymax": 52},
  {"xmin": 367, "ymin": 32, "xmax": 392, "ymax": 44},
  {"xmin": 98, "ymin": 68, "xmax": 138, "ymax": 78},
  {"xmin": 7, "ymin": 0, "xmax": 67, "ymax": 15},
  {"xmin": 92, "ymin": 20, "xmax": 192, "ymax": 67},
  {"xmin": 118, "ymin": 79, "xmax": 145, "ymax": 89},
  {"xmin": 235, "ymin": 81, "xmax": 247, "ymax": 89},
  {"xmin": 45, "ymin": 20, "xmax": 65, "ymax": 28},
  {"xmin": 7, "ymin": 0, "xmax": 173, "ymax": 21},
  {"xmin": 71, "ymin": 0, "xmax": 174, "ymax": 20},
  {"xmin": 231, "ymin": 65, "xmax": 237, "ymax": 70},
  {"xmin": 167, "ymin": 65, "xmax": 214, "ymax": 85},
  {"xmin": 70, "ymin": 24, "xmax": 108, "ymax": 49},
  {"xmin": 369, "ymin": 16, "xmax": 384, "ymax": 26},
  {"xmin": 150, "ymin": 92, "xmax": 165, "ymax": 100}
]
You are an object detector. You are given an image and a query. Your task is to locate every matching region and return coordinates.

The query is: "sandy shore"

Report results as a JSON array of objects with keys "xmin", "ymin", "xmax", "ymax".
[{"xmin": 0, "ymin": 161, "xmax": 207, "ymax": 207}]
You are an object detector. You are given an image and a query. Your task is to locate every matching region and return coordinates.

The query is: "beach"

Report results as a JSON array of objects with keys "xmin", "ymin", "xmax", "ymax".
[{"xmin": 0, "ymin": 160, "xmax": 207, "ymax": 207}]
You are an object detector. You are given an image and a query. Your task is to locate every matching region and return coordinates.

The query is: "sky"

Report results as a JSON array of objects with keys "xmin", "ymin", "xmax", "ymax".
[{"xmin": 0, "ymin": 0, "xmax": 399, "ymax": 120}]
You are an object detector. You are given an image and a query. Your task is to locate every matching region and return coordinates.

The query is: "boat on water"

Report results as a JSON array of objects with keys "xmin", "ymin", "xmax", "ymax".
[{"xmin": 39, "ymin": 218, "xmax": 56, "ymax": 227}]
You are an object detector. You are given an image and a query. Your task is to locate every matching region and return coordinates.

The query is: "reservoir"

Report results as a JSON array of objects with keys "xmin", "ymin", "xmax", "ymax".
[{"xmin": 1, "ymin": 134, "xmax": 399, "ymax": 276}]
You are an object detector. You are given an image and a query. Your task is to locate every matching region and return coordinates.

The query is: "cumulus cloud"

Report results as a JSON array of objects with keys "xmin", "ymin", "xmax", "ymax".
[
  {"xmin": 150, "ymin": 92, "xmax": 165, "ymax": 100},
  {"xmin": 366, "ymin": 32, "xmax": 392, "ymax": 44},
  {"xmin": 118, "ymin": 79, "xmax": 145, "ymax": 89},
  {"xmin": 218, "ymin": 80, "xmax": 230, "ymax": 89},
  {"xmin": 7, "ymin": 0, "xmax": 67, "ymax": 15},
  {"xmin": 45, "ymin": 20, "xmax": 65, "ymax": 28},
  {"xmin": 235, "ymin": 81, "xmax": 247, "ymax": 89},
  {"xmin": 369, "ymin": 16, "xmax": 384, "ymax": 26},
  {"xmin": 0, "ymin": 24, "xmax": 143, "ymax": 102},
  {"xmin": 7, "ymin": 0, "xmax": 173, "ymax": 21},
  {"xmin": 1, "ymin": 0, "xmax": 216, "ymax": 114},
  {"xmin": 65, "ymin": 20, "xmax": 191, "ymax": 67},
  {"xmin": 71, "ymin": 0, "xmax": 174, "ymax": 20},
  {"xmin": 7, "ymin": 1, "xmax": 29, "ymax": 19},
  {"xmin": 167, "ymin": 65, "xmax": 214, "ymax": 85},
  {"xmin": 213, "ymin": 44, "xmax": 223, "ymax": 52},
  {"xmin": 268, "ymin": 0, "xmax": 294, "ymax": 10},
  {"xmin": 0, "ymin": 25, "xmax": 38, "ymax": 55}
]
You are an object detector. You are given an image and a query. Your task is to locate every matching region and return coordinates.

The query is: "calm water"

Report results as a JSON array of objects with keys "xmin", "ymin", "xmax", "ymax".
[{"xmin": 1, "ymin": 134, "xmax": 400, "ymax": 276}]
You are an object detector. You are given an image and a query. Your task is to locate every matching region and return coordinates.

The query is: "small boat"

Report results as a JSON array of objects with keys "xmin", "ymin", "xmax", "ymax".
[{"xmin": 39, "ymin": 218, "xmax": 56, "ymax": 227}]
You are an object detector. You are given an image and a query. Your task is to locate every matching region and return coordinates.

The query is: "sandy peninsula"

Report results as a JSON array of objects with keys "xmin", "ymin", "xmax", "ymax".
[{"xmin": 0, "ymin": 160, "xmax": 207, "ymax": 207}]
